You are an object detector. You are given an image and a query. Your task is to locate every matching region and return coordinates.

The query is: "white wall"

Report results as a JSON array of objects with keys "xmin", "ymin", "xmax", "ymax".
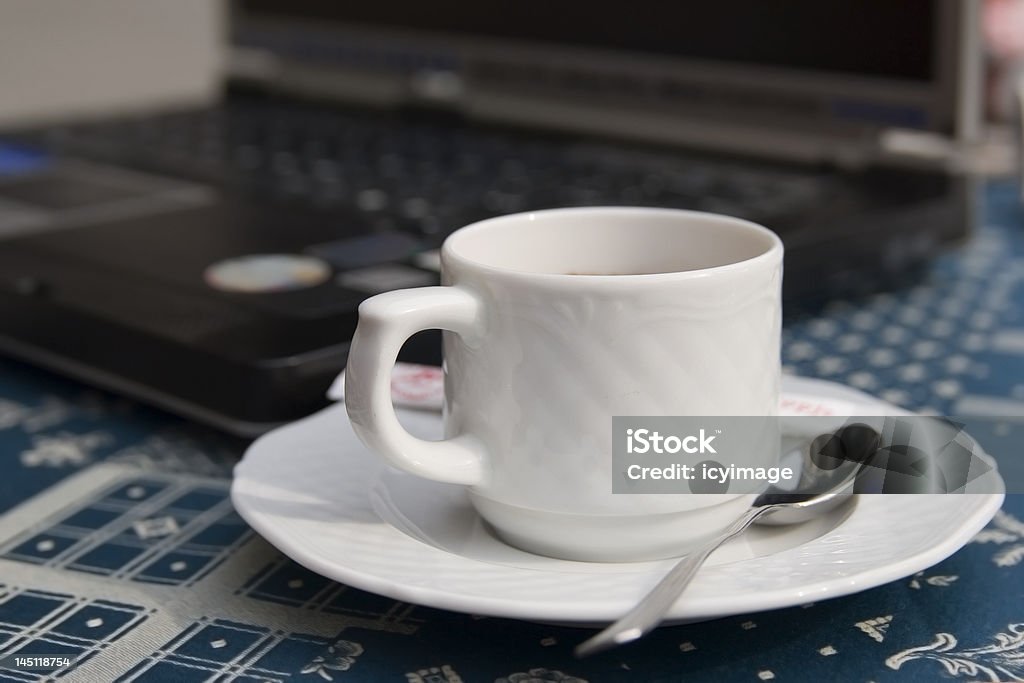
[{"xmin": 0, "ymin": 0, "xmax": 224, "ymax": 127}]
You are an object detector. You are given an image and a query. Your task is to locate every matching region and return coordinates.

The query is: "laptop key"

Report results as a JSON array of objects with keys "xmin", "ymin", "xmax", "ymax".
[
  {"xmin": 305, "ymin": 231, "xmax": 422, "ymax": 270},
  {"xmin": 356, "ymin": 189, "xmax": 389, "ymax": 212}
]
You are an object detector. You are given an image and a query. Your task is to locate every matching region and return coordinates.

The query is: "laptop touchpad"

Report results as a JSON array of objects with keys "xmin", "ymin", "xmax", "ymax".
[{"xmin": 0, "ymin": 159, "xmax": 211, "ymax": 240}]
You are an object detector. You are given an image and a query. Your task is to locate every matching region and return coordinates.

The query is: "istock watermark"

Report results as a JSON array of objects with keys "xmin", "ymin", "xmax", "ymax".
[
  {"xmin": 612, "ymin": 415, "xmax": 1004, "ymax": 495},
  {"xmin": 625, "ymin": 428, "xmax": 718, "ymax": 455}
]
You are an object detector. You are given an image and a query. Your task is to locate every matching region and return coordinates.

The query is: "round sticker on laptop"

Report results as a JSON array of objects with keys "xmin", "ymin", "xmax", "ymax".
[{"xmin": 204, "ymin": 254, "xmax": 331, "ymax": 293}]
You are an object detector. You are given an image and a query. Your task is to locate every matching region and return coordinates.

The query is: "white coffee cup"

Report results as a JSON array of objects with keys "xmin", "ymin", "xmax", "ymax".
[{"xmin": 345, "ymin": 207, "xmax": 783, "ymax": 561}]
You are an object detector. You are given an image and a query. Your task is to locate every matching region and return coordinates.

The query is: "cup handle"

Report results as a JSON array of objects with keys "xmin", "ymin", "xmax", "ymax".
[{"xmin": 345, "ymin": 286, "xmax": 487, "ymax": 486}]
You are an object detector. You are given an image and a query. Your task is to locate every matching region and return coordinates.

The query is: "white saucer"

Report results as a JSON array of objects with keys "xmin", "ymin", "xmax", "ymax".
[{"xmin": 231, "ymin": 376, "xmax": 1004, "ymax": 624}]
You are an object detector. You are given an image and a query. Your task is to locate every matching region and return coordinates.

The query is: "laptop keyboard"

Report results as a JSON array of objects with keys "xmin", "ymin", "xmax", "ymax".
[{"xmin": 31, "ymin": 101, "xmax": 834, "ymax": 245}]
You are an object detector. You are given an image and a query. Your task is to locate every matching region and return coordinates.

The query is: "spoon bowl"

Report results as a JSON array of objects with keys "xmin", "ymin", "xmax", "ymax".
[{"xmin": 575, "ymin": 425, "xmax": 876, "ymax": 658}]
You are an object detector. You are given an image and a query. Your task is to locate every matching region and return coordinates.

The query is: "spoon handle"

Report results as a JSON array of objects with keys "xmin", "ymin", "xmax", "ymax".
[{"xmin": 575, "ymin": 504, "xmax": 776, "ymax": 658}]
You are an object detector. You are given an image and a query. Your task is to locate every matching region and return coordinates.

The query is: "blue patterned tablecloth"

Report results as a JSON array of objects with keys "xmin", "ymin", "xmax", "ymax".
[{"xmin": 0, "ymin": 182, "xmax": 1022, "ymax": 682}]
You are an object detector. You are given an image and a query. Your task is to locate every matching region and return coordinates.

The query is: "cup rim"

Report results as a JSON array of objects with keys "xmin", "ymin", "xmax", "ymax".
[{"xmin": 441, "ymin": 206, "xmax": 783, "ymax": 283}]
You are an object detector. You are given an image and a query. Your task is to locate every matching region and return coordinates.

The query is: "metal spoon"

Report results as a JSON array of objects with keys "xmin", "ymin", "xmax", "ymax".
[{"xmin": 575, "ymin": 427, "xmax": 875, "ymax": 658}]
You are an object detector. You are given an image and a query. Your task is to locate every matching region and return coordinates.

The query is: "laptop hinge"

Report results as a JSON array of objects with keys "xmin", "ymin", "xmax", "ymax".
[{"xmin": 229, "ymin": 47, "xmax": 971, "ymax": 173}]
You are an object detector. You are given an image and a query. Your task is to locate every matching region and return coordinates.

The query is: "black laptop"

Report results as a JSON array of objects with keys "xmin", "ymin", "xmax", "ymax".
[{"xmin": 0, "ymin": 0, "xmax": 982, "ymax": 435}]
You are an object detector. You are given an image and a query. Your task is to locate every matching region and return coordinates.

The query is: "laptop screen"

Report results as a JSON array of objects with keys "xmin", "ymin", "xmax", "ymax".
[
  {"xmin": 239, "ymin": 0, "xmax": 936, "ymax": 82},
  {"xmin": 234, "ymin": 0, "xmax": 972, "ymax": 147}
]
